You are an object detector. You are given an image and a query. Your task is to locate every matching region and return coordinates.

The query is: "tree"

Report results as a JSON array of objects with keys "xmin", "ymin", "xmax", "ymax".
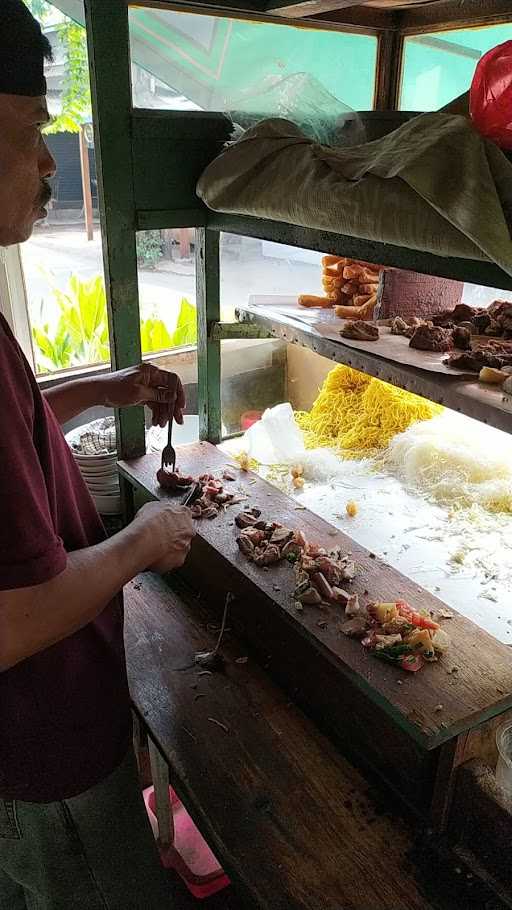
[{"xmin": 24, "ymin": 0, "xmax": 91, "ymax": 133}]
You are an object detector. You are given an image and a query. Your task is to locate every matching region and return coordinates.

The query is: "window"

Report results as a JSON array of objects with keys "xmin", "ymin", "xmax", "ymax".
[
  {"xmin": 12, "ymin": 1, "xmax": 208, "ymax": 376},
  {"xmin": 400, "ymin": 23, "xmax": 512, "ymax": 112},
  {"xmin": 128, "ymin": 7, "xmax": 378, "ymax": 116}
]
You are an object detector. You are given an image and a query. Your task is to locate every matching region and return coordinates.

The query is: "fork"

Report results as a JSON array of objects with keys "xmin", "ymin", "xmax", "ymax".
[{"xmin": 160, "ymin": 397, "xmax": 176, "ymax": 472}]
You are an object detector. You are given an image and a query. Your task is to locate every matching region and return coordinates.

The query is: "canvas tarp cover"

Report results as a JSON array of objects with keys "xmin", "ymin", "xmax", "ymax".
[{"xmin": 197, "ymin": 113, "xmax": 512, "ymax": 275}]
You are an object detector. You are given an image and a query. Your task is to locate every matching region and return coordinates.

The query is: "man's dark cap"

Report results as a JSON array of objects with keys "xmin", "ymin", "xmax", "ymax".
[{"xmin": 0, "ymin": 0, "xmax": 52, "ymax": 97}]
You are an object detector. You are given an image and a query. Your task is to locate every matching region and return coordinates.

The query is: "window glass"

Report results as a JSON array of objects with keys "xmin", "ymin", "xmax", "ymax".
[
  {"xmin": 129, "ymin": 7, "xmax": 378, "ymax": 117},
  {"xmin": 400, "ymin": 23, "xmax": 512, "ymax": 112}
]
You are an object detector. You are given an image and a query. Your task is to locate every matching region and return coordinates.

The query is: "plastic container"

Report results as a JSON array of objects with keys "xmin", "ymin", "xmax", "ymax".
[
  {"xmin": 241, "ymin": 410, "xmax": 263, "ymax": 431},
  {"xmin": 143, "ymin": 786, "xmax": 230, "ymax": 899},
  {"xmin": 496, "ymin": 720, "xmax": 512, "ymax": 792}
]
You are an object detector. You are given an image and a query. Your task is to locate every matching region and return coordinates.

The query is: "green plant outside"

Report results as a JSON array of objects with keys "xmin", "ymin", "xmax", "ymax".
[
  {"xmin": 136, "ymin": 231, "xmax": 164, "ymax": 269},
  {"xmin": 24, "ymin": 1, "xmax": 92, "ymax": 134},
  {"xmin": 32, "ymin": 275, "xmax": 197, "ymax": 374}
]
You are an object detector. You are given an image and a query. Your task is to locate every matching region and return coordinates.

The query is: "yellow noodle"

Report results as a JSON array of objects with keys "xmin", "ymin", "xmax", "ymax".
[{"xmin": 296, "ymin": 365, "xmax": 442, "ymax": 454}]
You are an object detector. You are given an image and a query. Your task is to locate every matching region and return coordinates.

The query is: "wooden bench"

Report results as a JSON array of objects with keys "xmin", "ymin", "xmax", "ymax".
[
  {"xmin": 120, "ymin": 443, "xmax": 512, "ymax": 828},
  {"xmin": 125, "ymin": 573, "xmax": 444, "ymax": 910}
]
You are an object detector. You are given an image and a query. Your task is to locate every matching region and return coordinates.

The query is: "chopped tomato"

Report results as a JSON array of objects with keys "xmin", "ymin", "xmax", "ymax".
[
  {"xmin": 400, "ymin": 654, "xmax": 424, "ymax": 672},
  {"xmin": 396, "ymin": 601, "xmax": 439, "ymax": 631}
]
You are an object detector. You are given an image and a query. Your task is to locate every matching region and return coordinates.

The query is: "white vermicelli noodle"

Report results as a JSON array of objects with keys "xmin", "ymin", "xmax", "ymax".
[{"xmin": 384, "ymin": 411, "xmax": 512, "ymax": 513}]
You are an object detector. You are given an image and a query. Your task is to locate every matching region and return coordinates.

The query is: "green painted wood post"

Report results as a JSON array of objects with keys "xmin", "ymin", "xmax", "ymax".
[
  {"xmin": 84, "ymin": 0, "xmax": 145, "ymax": 465},
  {"xmin": 196, "ymin": 228, "xmax": 222, "ymax": 443}
]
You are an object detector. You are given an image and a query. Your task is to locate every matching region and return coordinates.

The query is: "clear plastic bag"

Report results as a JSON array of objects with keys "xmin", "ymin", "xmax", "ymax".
[
  {"xmin": 226, "ymin": 72, "xmax": 364, "ymax": 147},
  {"xmin": 470, "ymin": 40, "xmax": 512, "ymax": 150}
]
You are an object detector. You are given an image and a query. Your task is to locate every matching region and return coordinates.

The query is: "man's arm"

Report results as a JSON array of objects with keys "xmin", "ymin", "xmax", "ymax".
[
  {"xmin": 0, "ymin": 501, "xmax": 195, "ymax": 672},
  {"xmin": 44, "ymin": 363, "xmax": 186, "ymax": 427},
  {"xmin": 43, "ymin": 373, "xmax": 107, "ymax": 424}
]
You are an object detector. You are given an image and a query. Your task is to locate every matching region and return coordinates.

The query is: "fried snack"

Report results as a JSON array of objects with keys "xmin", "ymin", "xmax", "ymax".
[
  {"xmin": 343, "ymin": 265, "xmax": 381, "ymax": 281},
  {"xmin": 335, "ymin": 295, "xmax": 377, "ymax": 320},
  {"xmin": 298, "ymin": 294, "xmax": 334, "ymax": 308},
  {"xmin": 335, "ymin": 304, "xmax": 361, "ymax": 318},
  {"xmin": 322, "ymin": 255, "xmax": 344, "ymax": 268},
  {"xmin": 353, "ymin": 294, "xmax": 373, "ymax": 307},
  {"xmin": 358, "ymin": 283, "xmax": 380, "ymax": 295},
  {"xmin": 301, "ymin": 258, "xmax": 383, "ymax": 311},
  {"xmin": 322, "ymin": 276, "xmax": 343, "ymax": 289}
]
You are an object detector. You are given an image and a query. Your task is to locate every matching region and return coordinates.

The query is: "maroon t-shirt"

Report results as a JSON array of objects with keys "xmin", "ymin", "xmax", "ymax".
[{"xmin": 0, "ymin": 315, "xmax": 130, "ymax": 802}]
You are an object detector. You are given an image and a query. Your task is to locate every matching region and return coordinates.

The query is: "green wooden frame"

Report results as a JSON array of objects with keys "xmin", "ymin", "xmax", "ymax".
[{"xmin": 84, "ymin": 0, "xmax": 512, "ymax": 468}]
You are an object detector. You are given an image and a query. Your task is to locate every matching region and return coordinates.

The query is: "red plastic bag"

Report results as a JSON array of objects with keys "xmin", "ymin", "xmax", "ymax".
[{"xmin": 470, "ymin": 40, "xmax": 512, "ymax": 150}]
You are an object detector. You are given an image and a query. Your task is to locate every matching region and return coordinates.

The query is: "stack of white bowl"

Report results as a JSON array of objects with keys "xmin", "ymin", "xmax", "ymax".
[{"xmin": 66, "ymin": 417, "xmax": 121, "ymax": 515}]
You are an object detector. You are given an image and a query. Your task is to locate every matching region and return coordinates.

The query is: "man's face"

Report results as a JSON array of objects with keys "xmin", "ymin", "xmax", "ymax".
[{"xmin": 0, "ymin": 94, "xmax": 56, "ymax": 246}]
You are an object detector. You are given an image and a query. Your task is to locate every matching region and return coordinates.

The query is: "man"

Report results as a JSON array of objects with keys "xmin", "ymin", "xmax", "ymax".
[{"xmin": 0, "ymin": 2, "xmax": 195, "ymax": 907}]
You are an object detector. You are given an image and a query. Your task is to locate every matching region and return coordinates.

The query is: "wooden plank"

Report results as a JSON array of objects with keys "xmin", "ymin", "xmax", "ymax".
[
  {"xmin": 400, "ymin": 0, "xmax": 512, "ymax": 34},
  {"xmin": 206, "ymin": 214, "xmax": 512, "ymax": 291},
  {"xmin": 196, "ymin": 230, "xmax": 222, "ymax": 443},
  {"xmin": 312, "ymin": 5, "xmax": 398, "ymax": 28},
  {"xmin": 266, "ymin": 0, "xmax": 372, "ymax": 19},
  {"xmin": 374, "ymin": 26, "xmax": 403, "ymax": 110},
  {"xmin": 134, "ymin": 0, "xmax": 390, "ymax": 31},
  {"xmin": 118, "ymin": 443, "xmax": 512, "ymax": 750},
  {"xmin": 125, "ymin": 572, "xmax": 438, "ymax": 910},
  {"xmin": 84, "ymin": 0, "xmax": 145, "ymax": 459},
  {"xmin": 148, "ymin": 737, "xmax": 174, "ymax": 847},
  {"xmin": 234, "ymin": 303, "xmax": 512, "ymax": 436}
]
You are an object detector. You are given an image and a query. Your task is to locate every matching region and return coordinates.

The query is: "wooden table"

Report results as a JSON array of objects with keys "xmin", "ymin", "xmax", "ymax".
[
  {"xmin": 120, "ymin": 442, "xmax": 512, "ymax": 826},
  {"xmin": 126, "ymin": 574, "xmax": 450, "ymax": 910}
]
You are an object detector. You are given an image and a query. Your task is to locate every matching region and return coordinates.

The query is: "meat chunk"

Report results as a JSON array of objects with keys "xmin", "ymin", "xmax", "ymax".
[
  {"xmin": 390, "ymin": 316, "xmax": 415, "ymax": 338},
  {"xmin": 409, "ymin": 324, "xmax": 453, "ymax": 352},
  {"xmin": 452, "ymin": 325, "xmax": 471, "ymax": 351},
  {"xmin": 340, "ymin": 320, "xmax": 379, "ymax": 341},
  {"xmin": 445, "ymin": 349, "xmax": 504, "ymax": 372},
  {"xmin": 156, "ymin": 469, "xmax": 195, "ymax": 490}
]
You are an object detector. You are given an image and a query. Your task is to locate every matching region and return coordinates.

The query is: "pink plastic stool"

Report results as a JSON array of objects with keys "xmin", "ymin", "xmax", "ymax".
[{"xmin": 143, "ymin": 786, "xmax": 230, "ymax": 899}]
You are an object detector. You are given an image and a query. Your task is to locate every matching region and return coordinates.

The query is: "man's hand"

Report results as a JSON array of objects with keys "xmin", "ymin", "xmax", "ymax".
[
  {"xmin": 101, "ymin": 364, "xmax": 186, "ymax": 427},
  {"xmin": 133, "ymin": 501, "xmax": 196, "ymax": 574},
  {"xmin": 0, "ymin": 500, "xmax": 196, "ymax": 671}
]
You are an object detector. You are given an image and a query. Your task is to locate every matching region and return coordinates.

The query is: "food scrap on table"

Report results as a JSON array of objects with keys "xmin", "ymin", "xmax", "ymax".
[
  {"xmin": 346, "ymin": 500, "xmax": 358, "ymax": 517},
  {"xmin": 298, "ymin": 256, "xmax": 382, "ymax": 319},
  {"xmin": 235, "ymin": 509, "xmax": 355, "ymax": 605},
  {"xmin": 157, "ymin": 468, "xmax": 245, "ymax": 519},
  {"xmin": 290, "ymin": 464, "xmax": 305, "ymax": 490},
  {"xmin": 340, "ymin": 599, "xmax": 450, "ymax": 673},
  {"xmin": 234, "ymin": 508, "xmax": 451, "ymax": 674}
]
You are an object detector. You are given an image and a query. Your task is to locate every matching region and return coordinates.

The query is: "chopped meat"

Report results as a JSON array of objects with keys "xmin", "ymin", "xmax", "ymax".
[
  {"xmin": 431, "ymin": 314, "xmax": 454, "ymax": 327},
  {"xmin": 444, "ymin": 349, "xmax": 505, "ymax": 372},
  {"xmin": 488, "ymin": 300, "xmax": 512, "ymax": 320},
  {"xmin": 484, "ymin": 319, "xmax": 502, "ymax": 337},
  {"xmin": 452, "ymin": 325, "xmax": 472, "ymax": 351},
  {"xmin": 340, "ymin": 320, "xmax": 379, "ymax": 341},
  {"xmin": 451, "ymin": 303, "xmax": 477, "ymax": 323},
  {"xmin": 472, "ymin": 312, "xmax": 492, "ymax": 333},
  {"xmin": 156, "ymin": 469, "xmax": 195, "ymax": 490},
  {"xmin": 390, "ymin": 316, "xmax": 415, "ymax": 338},
  {"xmin": 409, "ymin": 324, "xmax": 453, "ymax": 352}
]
